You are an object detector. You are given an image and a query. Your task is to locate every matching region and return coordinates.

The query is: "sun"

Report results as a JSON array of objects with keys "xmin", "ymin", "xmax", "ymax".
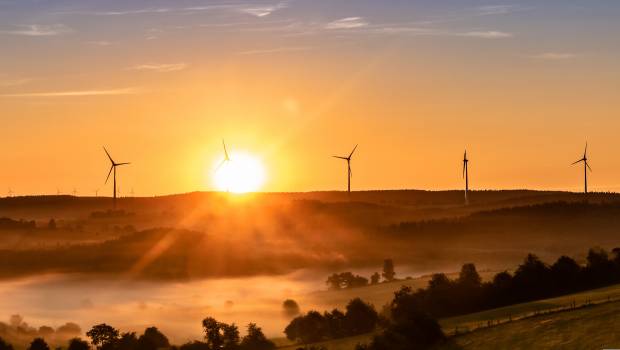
[{"xmin": 213, "ymin": 152, "xmax": 266, "ymax": 193}]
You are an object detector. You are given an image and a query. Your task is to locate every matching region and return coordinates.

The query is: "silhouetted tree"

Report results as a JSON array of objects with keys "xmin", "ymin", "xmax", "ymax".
[
  {"xmin": 202, "ymin": 317, "xmax": 239, "ymax": 350},
  {"xmin": 67, "ymin": 338, "xmax": 90, "ymax": 350},
  {"xmin": 284, "ymin": 311, "xmax": 327, "ymax": 344},
  {"xmin": 382, "ymin": 259, "xmax": 395, "ymax": 282},
  {"xmin": 551, "ymin": 256, "xmax": 581, "ymax": 293},
  {"xmin": 343, "ymin": 298, "xmax": 379, "ymax": 335},
  {"xmin": 283, "ymin": 299, "xmax": 301, "ymax": 317},
  {"xmin": 323, "ymin": 309, "xmax": 346, "ymax": 339},
  {"xmin": 239, "ymin": 324, "xmax": 275, "ymax": 350},
  {"xmin": 202, "ymin": 317, "xmax": 224, "ymax": 349},
  {"xmin": 488, "ymin": 271, "xmax": 514, "ymax": 307},
  {"xmin": 513, "ymin": 254, "xmax": 552, "ymax": 300},
  {"xmin": 87, "ymin": 324, "xmax": 119, "ymax": 350},
  {"xmin": 326, "ymin": 272, "xmax": 368, "ymax": 289},
  {"xmin": 138, "ymin": 327, "xmax": 169, "ymax": 350},
  {"xmin": 28, "ymin": 338, "xmax": 50, "ymax": 350},
  {"xmin": 370, "ymin": 273, "xmax": 380, "ymax": 285},
  {"xmin": 0, "ymin": 337, "xmax": 14, "ymax": 350},
  {"xmin": 586, "ymin": 247, "xmax": 615, "ymax": 286},
  {"xmin": 458, "ymin": 263, "xmax": 481, "ymax": 288},
  {"xmin": 115, "ymin": 333, "xmax": 138, "ymax": 350},
  {"xmin": 221, "ymin": 324, "xmax": 239, "ymax": 350},
  {"xmin": 358, "ymin": 287, "xmax": 444, "ymax": 350}
]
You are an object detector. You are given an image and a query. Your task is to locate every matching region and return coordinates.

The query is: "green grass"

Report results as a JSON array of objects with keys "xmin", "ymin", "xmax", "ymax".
[
  {"xmin": 441, "ymin": 283, "xmax": 620, "ymax": 332},
  {"xmin": 280, "ymin": 283, "xmax": 620, "ymax": 349},
  {"xmin": 437, "ymin": 300, "xmax": 620, "ymax": 349}
]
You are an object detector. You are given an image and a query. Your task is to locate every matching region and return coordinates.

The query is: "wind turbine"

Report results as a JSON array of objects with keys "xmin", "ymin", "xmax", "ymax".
[
  {"xmin": 217, "ymin": 140, "xmax": 231, "ymax": 170},
  {"xmin": 571, "ymin": 142, "xmax": 592, "ymax": 194},
  {"xmin": 7, "ymin": 188, "xmax": 13, "ymax": 198},
  {"xmin": 333, "ymin": 145, "xmax": 358, "ymax": 194},
  {"xmin": 103, "ymin": 147, "xmax": 130, "ymax": 209},
  {"xmin": 216, "ymin": 140, "xmax": 232, "ymax": 192},
  {"xmin": 463, "ymin": 150, "xmax": 469, "ymax": 204}
]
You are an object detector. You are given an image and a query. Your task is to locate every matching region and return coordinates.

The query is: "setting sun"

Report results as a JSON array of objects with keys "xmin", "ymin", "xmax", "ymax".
[{"xmin": 213, "ymin": 152, "xmax": 266, "ymax": 193}]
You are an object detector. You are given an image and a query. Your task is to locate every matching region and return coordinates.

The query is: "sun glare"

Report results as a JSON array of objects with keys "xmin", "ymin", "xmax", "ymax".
[{"xmin": 213, "ymin": 152, "xmax": 266, "ymax": 193}]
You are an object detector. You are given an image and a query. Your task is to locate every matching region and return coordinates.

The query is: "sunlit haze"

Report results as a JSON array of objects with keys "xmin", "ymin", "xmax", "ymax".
[{"xmin": 1, "ymin": 1, "xmax": 619, "ymax": 195}]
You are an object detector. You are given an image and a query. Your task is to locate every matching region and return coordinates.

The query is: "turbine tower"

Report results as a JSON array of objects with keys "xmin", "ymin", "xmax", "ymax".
[
  {"xmin": 104, "ymin": 147, "xmax": 130, "ymax": 209},
  {"xmin": 463, "ymin": 150, "xmax": 469, "ymax": 204},
  {"xmin": 333, "ymin": 145, "xmax": 358, "ymax": 193},
  {"xmin": 571, "ymin": 142, "xmax": 591, "ymax": 194}
]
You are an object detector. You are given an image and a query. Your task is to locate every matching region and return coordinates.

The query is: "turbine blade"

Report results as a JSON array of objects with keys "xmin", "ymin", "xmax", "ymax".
[
  {"xmin": 215, "ymin": 159, "xmax": 227, "ymax": 171},
  {"xmin": 104, "ymin": 165, "xmax": 114, "ymax": 184},
  {"xmin": 584, "ymin": 142, "xmax": 588, "ymax": 158},
  {"xmin": 103, "ymin": 147, "xmax": 114, "ymax": 164},
  {"xmin": 223, "ymin": 140, "xmax": 230, "ymax": 161},
  {"xmin": 116, "ymin": 162, "xmax": 131, "ymax": 166},
  {"xmin": 333, "ymin": 156, "xmax": 348, "ymax": 160},
  {"xmin": 349, "ymin": 144, "xmax": 358, "ymax": 158},
  {"xmin": 586, "ymin": 162, "xmax": 592, "ymax": 172},
  {"xmin": 463, "ymin": 163, "xmax": 466, "ymax": 179},
  {"xmin": 571, "ymin": 159, "xmax": 583, "ymax": 165}
]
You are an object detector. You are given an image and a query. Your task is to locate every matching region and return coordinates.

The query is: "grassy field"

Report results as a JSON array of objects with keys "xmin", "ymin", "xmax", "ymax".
[
  {"xmin": 278, "ymin": 283, "xmax": 620, "ymax": 349},
  {"xmin": 440, "ymin": 283, "xmax": 620, "ymax": 332},
  {"xmin": 438, "ymin": 300, "xmax": 620, "ymax": 349}
]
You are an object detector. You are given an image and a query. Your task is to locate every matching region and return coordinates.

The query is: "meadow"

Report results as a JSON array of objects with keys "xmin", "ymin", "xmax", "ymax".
[{"xmin": 2, "ymin": 190, "xmax": 620, "ymax": 346}]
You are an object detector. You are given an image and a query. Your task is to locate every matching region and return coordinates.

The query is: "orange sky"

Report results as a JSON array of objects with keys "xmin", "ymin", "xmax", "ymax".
[{"xmin": 1, "ymin": 1, "xmax": 619, "ymax": 195}]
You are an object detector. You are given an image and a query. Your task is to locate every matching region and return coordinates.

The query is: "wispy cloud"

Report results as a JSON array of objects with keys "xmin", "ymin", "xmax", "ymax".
[
  {"xmin": 528, "ymin": 52, "xmax": 577, "ymax": 60},
  {"xmin": 240, "ymin": 2, "xmax": 287, "ymax": 17},
  {"xmin": 0, "ymin": 78, "xmax": 34, "ymax": 87},
  {"xmin": 238, "ymin": 46, "xmax": 311, "ymax": 55},
  {"xmin": 325, "ymin": 17, "xmax": 368, "ymax": 30},
  {"xmin": 458, "ymin": 31, "xmax": 513, "ymax": 39},
  {"xmin": 58, "ymin": 2, "xmax": 287, "ymax": 17},
  {"xmin": 0, "ymin": 87, "xmax": 140, "ymax": 98},
  {"xmin": 0, "ymin": 24, "xmax": 71, "ymax": 36},
  {"xmin": 130, "ymin": 63, "xmax": 188, "ymax": 72}
]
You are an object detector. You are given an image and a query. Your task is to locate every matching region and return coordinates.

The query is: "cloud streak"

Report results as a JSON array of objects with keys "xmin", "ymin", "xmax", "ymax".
[
  {"xmin": 458, "ymin": 31, "xmax": 513, "ymax": 39},
  {"xmin": 130, "ymin": 63, "xmax": 188, "ymax": 72},
  {"xmin": 0, "ymin": 78, "xmax": 34, "ymax": 87},
  {"xmin": 239, "ymin": 2, "xmax": 287, "ymax": 17},
  {"xmin": 325, "ymin": 17, "xmax": 368, "ymax": 29},
  {"xmin": 0, "ymin": 88, "xmax": 140, "ymax": 98},
  {"xmin": 0, "ymin": 24, "xmax": 71, "ymax": 36},
  {"xmin": 528, "ymin": 52, "xmax": 577, "ymax": 60}
]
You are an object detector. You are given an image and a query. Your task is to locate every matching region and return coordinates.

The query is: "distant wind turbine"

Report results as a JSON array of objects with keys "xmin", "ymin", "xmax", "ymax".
[
  {"xmin": 7, "ymin": 188, "xmax": 13, "ymax": 197},
  {"xmin": 72, "ymin": 188, "xmax": 78, "ymax": 196},
  {"xmin": 571, "ymin": 142, "xmax": 592, "ymax": 194},
  {"xmin": 217, "ymin": 140, "xmax": 231, "ymax": 170},
  {"xmin": 463, "ymin": 150, "xmax": 469, "ymax": 204},
  {"xmin": 104, "ymin": 147, "xmax": 130, "ymax": 209},
  {"xmin": 333, "ymin": 145, "xmax": 358, "ymax": 193},
  {"xmin": 217, "ymin": 140, "xmax": 232, "ymax": 192}
]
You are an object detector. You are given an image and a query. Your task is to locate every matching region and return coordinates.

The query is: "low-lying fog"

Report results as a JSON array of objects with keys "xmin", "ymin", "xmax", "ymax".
[{"xmin": 0, "ymin": 272, "xmax": 331, "ymax": 344}]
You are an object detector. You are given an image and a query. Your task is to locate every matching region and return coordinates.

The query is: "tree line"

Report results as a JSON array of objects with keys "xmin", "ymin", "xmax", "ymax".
[
  {"xmin": 0, "ymin": 318, "xmax": 276, "ymax": 350},
  {"xmin": 394, "ymin": 246, "xmax": 620, "ymax": 318},
  {"xmin": 326, "ymin": 259, "xmax": 397, "ymax": 290}
]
